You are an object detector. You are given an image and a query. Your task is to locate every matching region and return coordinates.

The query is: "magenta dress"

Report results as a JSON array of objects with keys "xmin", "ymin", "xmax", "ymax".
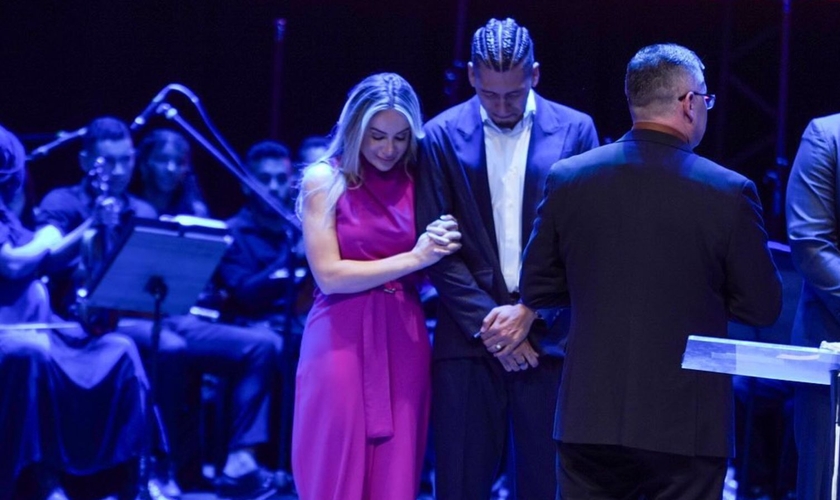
[{"xmin": 292, "ymin": 160, "xmax": 431, "ymax": 500}]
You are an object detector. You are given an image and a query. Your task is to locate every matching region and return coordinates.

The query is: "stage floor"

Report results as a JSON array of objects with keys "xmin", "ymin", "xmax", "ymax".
[
  {"xmin": 181, "ymin": 494, "xmax": 297, "ymax": 500},
  {"xmin": 180, "ymin": 492, "xmax": 440, "ymax": 500},
  {"xmin": 181, "ymin": 494, "xmax": 436, "ymax": 500}
]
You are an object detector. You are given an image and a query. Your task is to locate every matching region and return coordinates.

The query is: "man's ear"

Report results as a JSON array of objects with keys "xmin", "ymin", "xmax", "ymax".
[
  {"xmin": 531, "ymin": 62, "xmax": 541, "ymax": 88},
  {"xmin": 467, "ymin": 62, "xmax": 477, "ymax": 89},
  {"xmin": 681, "ymin": 91, "xmax": 697, "ymax": 123}
]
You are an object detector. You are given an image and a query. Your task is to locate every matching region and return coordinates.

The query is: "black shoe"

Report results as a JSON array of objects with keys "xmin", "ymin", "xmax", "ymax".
[{"xmin": 214, "ymin": 467, "xmax": 278, "ymax": 500}]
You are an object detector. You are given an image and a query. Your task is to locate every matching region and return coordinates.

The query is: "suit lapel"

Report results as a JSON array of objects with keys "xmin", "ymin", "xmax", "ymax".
[
  {"xmin": 454, "ymin": 98, "xmax": 499, "ymax": 259},
  {"xmin": 521, "ymin": 95, "xmax": 572, "ymax": 247}
]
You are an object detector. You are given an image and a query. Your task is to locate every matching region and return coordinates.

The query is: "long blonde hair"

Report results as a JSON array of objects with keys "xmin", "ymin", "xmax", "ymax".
[{"xmin": 297, "ymin": 72, "xmax": 424, "ymax": 218}]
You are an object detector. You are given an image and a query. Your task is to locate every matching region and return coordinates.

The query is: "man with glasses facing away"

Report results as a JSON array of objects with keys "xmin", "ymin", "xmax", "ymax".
[{"xmin": 520, "ymin": 43, "xmax": 782, "ymax": 499}]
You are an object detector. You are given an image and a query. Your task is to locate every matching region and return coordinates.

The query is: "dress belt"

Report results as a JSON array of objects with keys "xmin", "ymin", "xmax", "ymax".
[{"xmin": 360, "ymin": 280, "xmax": 405, "ymax": 439}]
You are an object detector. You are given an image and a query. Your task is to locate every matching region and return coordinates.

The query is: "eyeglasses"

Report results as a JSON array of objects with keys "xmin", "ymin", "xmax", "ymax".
[
  {"xmin": 257, "ymin": 172, "xmax": 290, "ymax": 186},
  {"xmin": 678, "ymin": 91, "xmax": 716, "ymax": 110}
]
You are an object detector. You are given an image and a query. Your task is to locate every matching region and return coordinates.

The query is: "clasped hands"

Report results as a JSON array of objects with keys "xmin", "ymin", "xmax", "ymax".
[
  {"xmin": 423, "ymin": 215, "xmax": 462, "ymax": 257},
  {"xmin": 479, "ymin": 303, "xmax": 539, "ymax": 372}
]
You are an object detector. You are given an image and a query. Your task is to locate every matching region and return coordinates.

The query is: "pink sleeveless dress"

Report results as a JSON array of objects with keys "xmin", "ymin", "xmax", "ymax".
[{"xmin": 292, "ymin": 160, "xmax": 431, "ymax": 500}]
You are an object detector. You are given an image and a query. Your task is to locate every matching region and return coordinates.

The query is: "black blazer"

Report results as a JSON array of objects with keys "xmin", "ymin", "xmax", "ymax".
[
  {"xmin": 416, "ymin": 93, "xmax": 599, "ymax": 360},
  {"xmin": 521, "ymin": 128, "xmax": 782, "ymax": 457}
]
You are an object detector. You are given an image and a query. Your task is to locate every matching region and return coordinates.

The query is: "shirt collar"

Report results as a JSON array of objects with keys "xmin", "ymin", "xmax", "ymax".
[
  {"xmin": 631, "ymin": 121, "xmax": 690, "ymax": 145},
  {"xmin": 480, "ymin": 89, "xmax": 537, "ymax": 135}
]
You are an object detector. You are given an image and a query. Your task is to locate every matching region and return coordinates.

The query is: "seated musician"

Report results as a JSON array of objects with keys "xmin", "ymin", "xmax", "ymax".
[
  {"xmin": 0, "ymin": 123, "xmax": 149, "ymax": 500},
  {"xmin": 127, "ymin": 128, "xmax": 286, "ymax": 498},
  {"xmin": 34, "ymin": 116, "xmax": 157, "ymax": 257},
  {"xmin": 295, "ymin": 135, "xmax": 328, "ymax": 170},
  {"xmin": 215, "ymin": 140, "xmax": 304, "ymax": 326},
  {"xmin": 134, "ymin": 128, "xmax": 209, "ymax": 218}
]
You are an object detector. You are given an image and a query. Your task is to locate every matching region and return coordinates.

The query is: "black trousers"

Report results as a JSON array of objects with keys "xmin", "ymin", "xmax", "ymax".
[
  {"xmin": 557, "ymin": 442, "xmax": 727, "ymax": 500},
  {"xmin": 432, "ymin": 354, "xmax": 563, "ymax": 500},
  {"xmin": 120, "ymin": 315, "xmax": 283, "ymax": 478}
]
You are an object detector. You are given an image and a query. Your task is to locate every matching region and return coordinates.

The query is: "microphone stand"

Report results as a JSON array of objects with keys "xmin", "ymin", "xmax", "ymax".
[
  {"xmin": 148, "ymin": 97, "xmax": 305, "ymax": 475},
  {"xmin": 26, "ymin": 126, "xmax": 88, "ymax": 161},
  {"xmin": 155, "ymin": 104, "xmax": 301, "ymax": 235}
]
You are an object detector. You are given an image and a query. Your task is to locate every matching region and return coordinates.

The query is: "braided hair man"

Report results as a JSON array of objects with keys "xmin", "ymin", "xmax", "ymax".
[{"xmin": 416, "ymin": 17, "xmax": 599, "ymax": 499}]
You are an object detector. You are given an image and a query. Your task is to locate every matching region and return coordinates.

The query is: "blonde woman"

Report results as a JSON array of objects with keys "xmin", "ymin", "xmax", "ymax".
[{"xmin": 292, "ymin": 73, "xmax": 460, "ymax": 499}]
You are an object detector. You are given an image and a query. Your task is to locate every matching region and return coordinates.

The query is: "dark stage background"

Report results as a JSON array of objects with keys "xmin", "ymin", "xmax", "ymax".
[{"xmin": 1, "ymin": 0, "xmax": 839, "ymax": 240}]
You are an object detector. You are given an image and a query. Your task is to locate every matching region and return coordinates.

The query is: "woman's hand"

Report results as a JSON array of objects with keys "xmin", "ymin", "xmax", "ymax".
[
  {"xmin": 413, "ymin": 215, "xmax": 462, "ymax": 266},
  {"xmin": 426, "ymin": 214, "xmax": 460, "ymax": 246}
]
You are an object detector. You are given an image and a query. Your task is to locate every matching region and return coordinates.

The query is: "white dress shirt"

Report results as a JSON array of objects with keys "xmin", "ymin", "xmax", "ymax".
[{"xmin": 480, "ymin": 90, "xmax": 537, "ymax": 294}]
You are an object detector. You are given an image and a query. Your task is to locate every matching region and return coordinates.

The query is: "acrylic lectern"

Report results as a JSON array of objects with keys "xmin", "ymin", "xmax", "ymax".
[{"xmin": 683, "ymin": 335, "xmax": 840, "ymax": 499}]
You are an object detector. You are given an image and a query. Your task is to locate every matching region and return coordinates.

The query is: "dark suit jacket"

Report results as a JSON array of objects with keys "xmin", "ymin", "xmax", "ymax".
[
  {"xmin": 416, "ymin": 93, "xmax": 598, "ymax": 360},
  {"xmin": 787, "ymin": 114, "xmax": 840, "ymax": 348},
  {"xmin": 521, "ymin": 128, "xmax": 782, "ymax": 458}
]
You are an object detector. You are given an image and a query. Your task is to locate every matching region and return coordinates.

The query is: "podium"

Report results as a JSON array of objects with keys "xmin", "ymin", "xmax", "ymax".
[
  {"xmin": 683, "ymin": 335, "xmax": 840, "ymax": 499},
  {"xmin": 682, "ymin": 335, "xmax": 840, "ymax": 385}
]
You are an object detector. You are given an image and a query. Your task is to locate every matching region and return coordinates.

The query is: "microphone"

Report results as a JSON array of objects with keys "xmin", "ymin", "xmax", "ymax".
[
  {"xmin": 27, "ymin": 127, "xmax": 88, "ymax": 160},
  {"xmin": 130, "ymin": 84, "xmax": 175, "ymax": 131}
]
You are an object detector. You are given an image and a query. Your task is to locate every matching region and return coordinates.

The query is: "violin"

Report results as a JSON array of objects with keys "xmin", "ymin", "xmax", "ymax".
[{"xmin": 75, "ymin": 159, "xmax": 125, "ymax": 336}]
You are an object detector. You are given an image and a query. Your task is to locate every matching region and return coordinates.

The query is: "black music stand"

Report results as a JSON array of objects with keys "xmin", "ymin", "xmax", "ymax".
[
  {"xmin": 683, "ymin": 335, "xmax": 840, "ymax": 500},
  {"xmin": 79, "ymin": 217, "xmax": 231, "ymax": 500}
]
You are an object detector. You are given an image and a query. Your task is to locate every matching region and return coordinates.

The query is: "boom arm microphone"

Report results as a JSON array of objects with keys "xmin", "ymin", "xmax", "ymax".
[
  {"xmin": 130, "ymin": 84, "xmax": 176, "ymax": 131},
  {"xmin": 27, "ymin": 126, "xmax": 88, "ymax": 161}
]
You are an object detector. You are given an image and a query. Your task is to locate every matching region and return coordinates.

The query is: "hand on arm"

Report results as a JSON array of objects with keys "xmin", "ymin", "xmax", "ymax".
[
  {"xmin": 425, "ymin": 214, "xmax": 461, "ymax": 248},
  {"xmin": 302, "ymin": 163, "xmax": 460, "ymax": 295},
  {"xmin": 413, "ymin": 222, "xmax": 462, "ymax": 261}
]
